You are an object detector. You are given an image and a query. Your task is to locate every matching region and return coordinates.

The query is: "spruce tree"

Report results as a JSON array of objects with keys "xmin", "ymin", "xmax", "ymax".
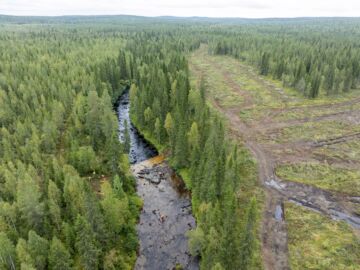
[
  {"xmin": 27, "ymin": 230, "xmax": 49, "ymax": 270},
  {"xmin": 16, "ymin": 172, "xmax": 44, "ymax": 233},
  {"xmin": 49, "ymin": 237, "xmax": 72, "ymax": 270},
  {"xmin": 174, "ymin": 121, "xmax": 188, "ymax": 168},
  {"xmin": 75, "ymin": 215, "xmax": 100, "ymax": 270},
  {"xmin": 260, "ymin": 52, "xmax": 270, "ymax": 75},
  {"xmin": 0, "ymin": 232, "xmax": 16, "ymax": 270},
  {"xmin": 48, "ymin": 180, "xmax": 62, "ymax": 231},
  {"xmin": 240, "ymin": 197, "xmax": 258, "ymax": 270}
]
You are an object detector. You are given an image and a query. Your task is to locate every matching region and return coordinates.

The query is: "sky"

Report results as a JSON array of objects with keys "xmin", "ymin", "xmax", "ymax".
[{"xmin": 1, "ymin": 0, "xmax": 360, "ymax": 18}]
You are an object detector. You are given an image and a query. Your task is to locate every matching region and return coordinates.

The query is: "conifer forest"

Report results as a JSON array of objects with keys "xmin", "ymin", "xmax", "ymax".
[{"xmin": 0, "ymin": 15, "xmax": 359, "ymax": 270}]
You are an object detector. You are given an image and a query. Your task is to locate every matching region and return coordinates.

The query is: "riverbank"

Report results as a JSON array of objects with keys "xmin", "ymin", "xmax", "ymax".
[{"xmin": 117, "ymin": 90, "xmax": 199, "ymax": 270}]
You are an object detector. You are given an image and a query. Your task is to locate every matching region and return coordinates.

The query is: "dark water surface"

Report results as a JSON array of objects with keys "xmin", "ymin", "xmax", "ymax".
[
  {"xmin": 117, "ymin": 90, "xmax": 157, "ymax": 164},
  {"xmin": 117, "ymin": 90, "xmax": 199, "ymax": 270}
]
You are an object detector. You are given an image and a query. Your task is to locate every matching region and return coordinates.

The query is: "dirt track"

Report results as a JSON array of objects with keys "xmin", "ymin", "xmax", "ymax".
[{"xmin": 190, "ymin": 48, "xmax": 360, "ymax": 270}]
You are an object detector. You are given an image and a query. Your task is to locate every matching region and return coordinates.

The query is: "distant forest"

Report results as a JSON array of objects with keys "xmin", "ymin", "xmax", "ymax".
[{"xmin": 0, "ymin": 15, "xmax": 359, "ymax": 269}]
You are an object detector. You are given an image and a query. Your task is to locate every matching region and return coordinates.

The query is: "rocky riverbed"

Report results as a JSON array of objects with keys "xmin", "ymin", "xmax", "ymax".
[
  {"xmin": 132, "ymin": 156, "xmax": 198, "ymax": 270},
  {"xmin": 117, "ymin": 90, "xmax": 198, "ymax": 270}
]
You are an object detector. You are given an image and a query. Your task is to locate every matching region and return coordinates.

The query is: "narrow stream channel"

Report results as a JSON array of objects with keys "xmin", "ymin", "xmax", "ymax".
[{"xmin": 117, "ymin": 90, "xmax": 199, "ymax": 270}]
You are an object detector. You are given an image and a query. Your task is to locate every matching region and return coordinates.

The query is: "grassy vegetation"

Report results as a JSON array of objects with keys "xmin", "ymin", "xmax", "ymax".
[
  {"xmin": 276, "ymin": 162, "xmax": 360, "ymax": 196},
  {"xmin": 189, "ymin": 45, "xmax": 360, "ymax": 269},
  {"xmin": 272, "ymin": 100, "xmax": 360, "ymax": 122},
  {"xmin": 189, "ymin": 53, "xmax": 244, "ymax": 109},
  {"xmin": 268, "ymin": 120, "xmax": 360, "ymax": 144},
  {"xmin": 286, "ymin": 202, "xmax": 360, "ymax": 270},
  {"xmin": 211, "ymin": 56, "xmax": 299, "ymax": 107},
  {"xmin": 190, "ymin": 45, "xmax": 360, "ymax": 125},
  {"xmin": 314, "ymin": 140, "xmax": 360, "ymax": 162}
]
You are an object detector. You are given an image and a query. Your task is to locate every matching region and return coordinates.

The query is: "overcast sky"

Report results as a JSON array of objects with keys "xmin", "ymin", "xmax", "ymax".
[{"xmin": 1, "ymin": 0, "xmax": 360, "ymax": 18}]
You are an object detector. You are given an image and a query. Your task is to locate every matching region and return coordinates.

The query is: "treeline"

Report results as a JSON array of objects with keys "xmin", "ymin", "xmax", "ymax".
[
  {"xmin": 0, "ymin": 26, "xmax": 139, "ymax": 269},
  {"xmin": 208, "ymin": 21, "xmax": 360, "ymax": 98},
  {"xmin": 127, "ymin": 33, "xmax": 261, "ymax": 269}
]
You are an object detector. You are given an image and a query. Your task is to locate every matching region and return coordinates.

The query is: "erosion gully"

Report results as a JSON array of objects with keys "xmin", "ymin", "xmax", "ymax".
[{"xmin": 117, "ymin": 90, "xmax": 199, "ymax": 270}]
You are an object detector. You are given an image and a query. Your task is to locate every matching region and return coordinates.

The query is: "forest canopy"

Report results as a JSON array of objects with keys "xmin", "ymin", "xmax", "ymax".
[{"xmin": 0, "ymin": 15, "xmax": 359, "ymax": 269}]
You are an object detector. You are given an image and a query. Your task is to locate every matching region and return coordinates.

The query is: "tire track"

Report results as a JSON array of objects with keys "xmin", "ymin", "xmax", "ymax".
[
  {"xmin": 189, "ymin": 49, "xmax": 360, "ymax": 270},
  {"xmin": 254, "ymin": 110, "xmax": 360, "ymax": 133}
]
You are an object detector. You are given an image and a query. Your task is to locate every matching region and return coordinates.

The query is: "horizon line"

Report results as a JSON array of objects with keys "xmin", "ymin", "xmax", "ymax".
[{"xmin": 1, "ymin": 13, "xmax": 360, "ymax": 20}]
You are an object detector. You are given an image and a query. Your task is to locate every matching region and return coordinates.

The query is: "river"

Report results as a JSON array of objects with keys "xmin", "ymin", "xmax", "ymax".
[{"xmin": 117, "ymin": 90, "xmax": 199, "ymax": 270}]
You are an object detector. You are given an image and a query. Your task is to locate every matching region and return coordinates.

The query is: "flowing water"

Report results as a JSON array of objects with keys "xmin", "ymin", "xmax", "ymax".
[
  {"xmin": 117, "ymin": 90, "xmax": 199, "ymax": 270},
  {"xmin": 117, "ymin": 91, "xmax": 158, "ymax": 164}
]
